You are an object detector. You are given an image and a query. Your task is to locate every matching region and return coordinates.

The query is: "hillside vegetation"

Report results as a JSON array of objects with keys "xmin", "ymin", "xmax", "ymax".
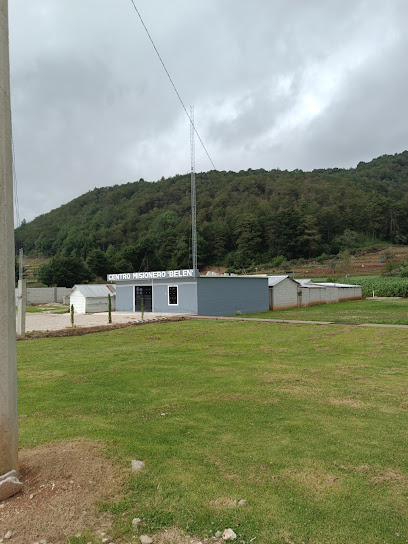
[{"xmin": 15, "ymin": 150, "xmax": 408, "ymax": 276}]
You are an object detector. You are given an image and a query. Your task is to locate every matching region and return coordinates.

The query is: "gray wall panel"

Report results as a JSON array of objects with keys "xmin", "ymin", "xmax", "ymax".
[
  {"xmin": 115, "ymin": 279, "xmax": 198, "ymax": 314},
  {"xmin": 153, "ymin": 281, "xmax": 197, "ymax": 314},
  {"xmin": 116, "ymin": 284, "xmax": 134, "ymax": 312},
  {"xmin": 197, "ymin": 277, "xmax": 268, "ymax": 316}
]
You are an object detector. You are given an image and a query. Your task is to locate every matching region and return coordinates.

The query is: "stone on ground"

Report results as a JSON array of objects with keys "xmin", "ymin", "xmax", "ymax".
[
  {"xmin": 131, "ymin": 460, "xmax": 145, "ymax": 472},
  {"xmin": 0, "ymin": 471, "xmax": 23, "ymax": 501},
  {"xmin": 238, "ymin": 499, "xmax": 247, "ymax": 506},
  {"xmin": 140, "ymin": 535, "xmax": 153, "ymax": 544},
  {"xmin": 222, "ymin": 528, "xmax": 237, "ymax": 541},
  {"xmin": 132, "ymin": 517, "xmax": 142, "ymax": 526}
]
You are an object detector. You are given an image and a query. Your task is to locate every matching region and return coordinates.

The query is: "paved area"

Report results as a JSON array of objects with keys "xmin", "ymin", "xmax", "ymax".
[
  {"xmin": 17, "ymin": 311, "xmax": 408, "ymax": 333},
  {"xmin": 19, "ymin": 311, "xmax": 187, "ymax": 333}
]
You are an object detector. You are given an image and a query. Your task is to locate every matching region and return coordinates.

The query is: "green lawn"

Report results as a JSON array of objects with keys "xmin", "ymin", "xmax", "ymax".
[
  {"xmin": 25, "ymin": 304, "xmax": 69, "ymax": 314},
  {"xmin": 17, "ymin": 320, "xmax": 408, "ymax": 543},
  {"xmin": 243, "ymin": 298, "xmax": 408, "ymax": 325}
]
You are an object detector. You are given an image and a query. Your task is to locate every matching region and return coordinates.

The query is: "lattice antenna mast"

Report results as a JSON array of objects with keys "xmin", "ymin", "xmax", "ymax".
[{"xmin": 190, "ymin": 106, "xmax": 198, "ymax": 274}]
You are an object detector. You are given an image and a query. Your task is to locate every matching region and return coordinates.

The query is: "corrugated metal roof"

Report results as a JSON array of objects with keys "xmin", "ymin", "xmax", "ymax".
[
  {"xmin": 267, "ymin": 275, "xmax": 291, "ymax": 287},
  {"xmin": 316, "ymin": 282, "xmax": 361, "ymax": 288},
  {"xmin": 299, "ymin": 283, "xmax": 326, "ymax": 289},
  {"xmin": 295, "ymin": 279, "xmax": 313, "ymax": 285},
  {"xmin": 72, "ymin": 284, "xmax": 116, "ymax": 298}
]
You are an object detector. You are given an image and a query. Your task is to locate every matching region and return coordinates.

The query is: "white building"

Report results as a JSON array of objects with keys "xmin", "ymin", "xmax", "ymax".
[
  {"xmin": 296, "ymin": 281, "xmax": 328, "ymax": 307},
  {"xmin": 296, "ymin": 280, "xmax": 362, "ymax": 307},
  {"xmin": 70, "ymin": 284, "xmax": 116, "ymax": 314},
  {"xmin": 268, "ymin": 275, "xmax": 299, "ymax": 310},
  {"xmin": 316, "ymin": 282, "xmax": 362, "ymax": 301}
]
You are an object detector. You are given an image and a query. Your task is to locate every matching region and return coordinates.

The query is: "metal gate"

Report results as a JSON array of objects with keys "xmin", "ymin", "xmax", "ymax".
[{"xmin": 135, "ymin": 286, "xmax": 152, "ymax": 312}]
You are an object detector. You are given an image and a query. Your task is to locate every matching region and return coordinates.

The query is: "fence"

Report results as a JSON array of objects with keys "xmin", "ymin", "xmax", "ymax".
[{"xmin": 15, "ymin": 287, "xmax": 71, "ymax": 306}]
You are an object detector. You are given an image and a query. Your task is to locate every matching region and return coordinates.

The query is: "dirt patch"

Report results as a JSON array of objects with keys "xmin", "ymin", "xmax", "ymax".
[
  {"xmin": 0, "ymin": 440, "xmax": 124, "ymax": 544},
  {"xmin": 282, "ymin": 468, "xmax": 341, "ymax": 494},
  {"xmin": 151, "ymin": 528, "xmax": 213, "ymax": 544},
  {"xmin": 209, "ymin": 497, "xmax": 237, "ymax": 508},
  {"xmin": 327, "ymin": 397, "xmax": 368, "ymax": 408},
  {"xmin": 335, "ymin": 463, "xmax": 372, "ymax": 473},
  {"xmin": 351, "ymin": 464, "xmax": 372, "ymax": 473},
  {"xmin": 371, "ymin": 468, "xmax": 408, "ymax": 485}
]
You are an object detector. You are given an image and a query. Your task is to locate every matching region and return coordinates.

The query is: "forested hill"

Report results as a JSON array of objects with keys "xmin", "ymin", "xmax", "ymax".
[{"xmin": 15, "ymin": 151, "xmax": 408, "ymax": 273}]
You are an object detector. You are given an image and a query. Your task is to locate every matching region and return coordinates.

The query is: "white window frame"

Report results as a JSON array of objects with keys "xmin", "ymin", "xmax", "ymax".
[{"xmin": 168, "ymin": 284, "xmax": 179, "ymax": 306}]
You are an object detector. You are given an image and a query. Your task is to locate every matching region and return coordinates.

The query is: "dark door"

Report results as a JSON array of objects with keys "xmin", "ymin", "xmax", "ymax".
[
  {"xmin": 269, "ymin": 287, "xmax": 274, "ymax": 311},
  {"xmin": 135, "ymin": 286, "xmax": 152, "ymax": 312}
]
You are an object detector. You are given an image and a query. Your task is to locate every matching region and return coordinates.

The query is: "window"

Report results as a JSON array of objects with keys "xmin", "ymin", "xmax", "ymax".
[{"xmin": 168, "ymin": 285, "xmax": 178, "ymax": 305}]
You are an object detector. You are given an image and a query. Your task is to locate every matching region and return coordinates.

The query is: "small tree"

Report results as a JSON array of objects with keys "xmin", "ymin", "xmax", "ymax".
[
  {"xmin": 141, "ymin": 298, "xmax": 145, "ymax": 322},
  {"xmin": 70, "ymin": 304, "xmax": 75, "ymax": 327},
  {"xmin": 338, "ymin": 250, "xmax": 352, "ymax": 277},
  {"xmin": 108, "ymin": 294, "xmax": 112, "ymax": 324}
]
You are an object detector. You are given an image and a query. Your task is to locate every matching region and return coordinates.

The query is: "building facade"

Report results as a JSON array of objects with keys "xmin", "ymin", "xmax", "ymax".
[{"xmin": 109, "ymin": 269, "xmax": 269, "ymax": 316}]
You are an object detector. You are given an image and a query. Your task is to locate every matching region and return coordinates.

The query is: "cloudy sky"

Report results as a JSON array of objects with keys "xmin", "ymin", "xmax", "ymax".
[{"xmin": 8, "ymin": 0, "xmax": 408, "ymax": 223}]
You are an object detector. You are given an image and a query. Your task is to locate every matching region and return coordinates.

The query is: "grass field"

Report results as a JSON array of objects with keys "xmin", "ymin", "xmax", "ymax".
[
  {"xmin": 25, "ymin": 304, "xmax": 69, "ymax": 314},
  {"xmin": 243, "ymin": 298, "xmax": 408, "ymax": 325},
  {"xmin": 17, "ymin": 320, "xmax": 408, "ymax": 544}
]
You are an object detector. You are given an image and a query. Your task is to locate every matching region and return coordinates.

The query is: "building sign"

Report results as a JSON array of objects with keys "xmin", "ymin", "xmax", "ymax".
[{"xmin": 107, "ymin": 269, "xmax": 195, "ymax": 282}]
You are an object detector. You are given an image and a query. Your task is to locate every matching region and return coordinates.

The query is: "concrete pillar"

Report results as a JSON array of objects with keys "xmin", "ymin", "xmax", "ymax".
[
  {"xmin": 16, "ymin": 279, "xmax": 26, "ymax": 336},
  {"xmin": 0, "ymin": 0, "xmax": 19, "ymax": 476}
]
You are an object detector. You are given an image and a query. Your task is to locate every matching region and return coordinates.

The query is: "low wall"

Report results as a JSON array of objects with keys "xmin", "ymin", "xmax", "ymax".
[{"xmin": 15, "ymin": 287, "xmax": 71, "ymax": 305}]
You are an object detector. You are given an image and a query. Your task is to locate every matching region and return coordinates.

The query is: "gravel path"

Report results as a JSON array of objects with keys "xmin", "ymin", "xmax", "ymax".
[{"xmin": 189, "ymin": 315, "xmax": 408, "ymax": 328}]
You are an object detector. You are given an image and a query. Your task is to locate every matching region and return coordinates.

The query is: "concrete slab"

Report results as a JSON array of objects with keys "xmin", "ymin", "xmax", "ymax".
[
  {"xmin": 19, "ymin": 311, "xmax": 190, "ymax": 333},
  {"xmin": 187, "ymin": 315, "xmax": 408, "ymax": 329},
  {"xmin": 0, "ymin": 470, "xmax": 22, "ymax": 501}
]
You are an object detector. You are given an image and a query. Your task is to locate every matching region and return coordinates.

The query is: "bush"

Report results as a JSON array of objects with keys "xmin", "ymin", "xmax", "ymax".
[
  {"xmin": 270, "ymin": 255, "xmax": 285, "ymax": 267},
  {"xmin": 37, "ymin": 255, "xmax": 93, "ymax": 287},
  {"xmin": 382, "ymin": 261, "xmax": 401, "ymax": 276},
  {"xmin": 316, "ymin": 253, "xmax": 330, "ymax": 263}
]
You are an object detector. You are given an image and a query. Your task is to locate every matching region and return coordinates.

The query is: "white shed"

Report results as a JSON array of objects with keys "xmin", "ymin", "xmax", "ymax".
[
  {"xmin": 295, "ymin": 280, "xmax": 362, "ymax": 306},
  {"xmin": 297, "ymin": 282, "xmax": 328, "ymax": 307},
  {"xmin": 316, "ymin": 282, "xmax": 362, "ymax": 301},
  {"xmin": 70, "ymin": 284, "xmax": 116, "ymax": 314},
  {"xmin": 268, "ymin": 275, "xmax": 299, "ymax": 310}
]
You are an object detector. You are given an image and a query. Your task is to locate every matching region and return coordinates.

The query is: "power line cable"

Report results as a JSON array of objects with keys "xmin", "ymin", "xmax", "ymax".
[{"xmin": 129, "ymin": 0, "xmax": 216, "ymax": 171}]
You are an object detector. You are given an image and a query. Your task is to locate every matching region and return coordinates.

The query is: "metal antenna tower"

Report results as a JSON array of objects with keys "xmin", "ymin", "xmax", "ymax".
[{"xmin": 190, "ymin": 106, "xmax": 198, "ymax": 275}]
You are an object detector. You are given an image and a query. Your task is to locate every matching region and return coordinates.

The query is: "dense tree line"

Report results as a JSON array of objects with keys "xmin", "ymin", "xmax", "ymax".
[{"xmin": 16, "ymin": 151, "xmax": 408, "ymax": 282}]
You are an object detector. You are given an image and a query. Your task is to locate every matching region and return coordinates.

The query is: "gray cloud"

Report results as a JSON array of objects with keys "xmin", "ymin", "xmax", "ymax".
[{"xmin": 8, "ymin": 0, "xmax": 408, "ymax": 222}]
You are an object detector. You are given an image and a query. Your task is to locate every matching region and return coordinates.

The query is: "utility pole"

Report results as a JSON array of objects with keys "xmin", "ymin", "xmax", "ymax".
[
  {"xmin": 190, "ymin": 106, "xmax": 198, "ymax": 276},
  {"xmin": 0, "ymin": 0, "xmax": 21, "ymax": 499},
  {"xmin": 16, "ymin": 248, "xmax": 26, "ymax": 336}
]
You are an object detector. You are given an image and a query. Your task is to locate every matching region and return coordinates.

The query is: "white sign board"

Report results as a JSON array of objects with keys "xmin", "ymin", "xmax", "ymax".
[{"xmin": 107, "ymin": 269, "xmax": 195, "ymax": 282}]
